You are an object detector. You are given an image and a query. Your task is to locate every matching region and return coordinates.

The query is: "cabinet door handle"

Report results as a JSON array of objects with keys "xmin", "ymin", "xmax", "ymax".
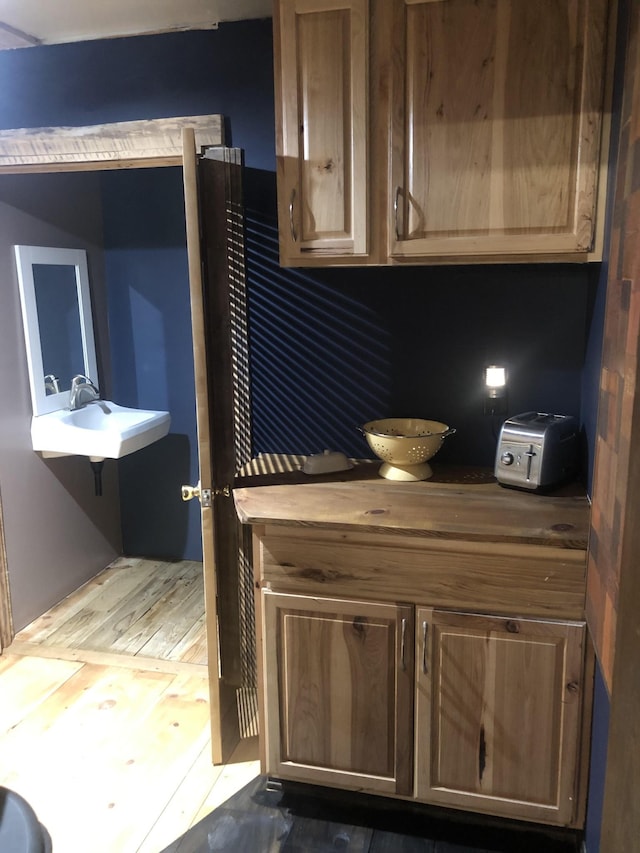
[
  {"xmin": 394, "ymin": 186, "xmax": 401, "ymax": 241},
  {"xmin": 422, "ymin": 620, "xmax": 429, "ymax": 675},
  {"xmin": 400, "ymin": 617, "xmax": 407, "ymax": 671},
  {"xmin": 289, "ymin": 188, "xmax": 298, "ymax": 242}
]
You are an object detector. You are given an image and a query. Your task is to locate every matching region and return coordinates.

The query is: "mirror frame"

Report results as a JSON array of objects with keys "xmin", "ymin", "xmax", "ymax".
[{"xmin": 14, "ymin": 245, "xmax": 98, "ymax": 416}]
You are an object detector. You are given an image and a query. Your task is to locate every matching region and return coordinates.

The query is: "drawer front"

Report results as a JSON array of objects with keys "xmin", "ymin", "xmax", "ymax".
[{"xmin": 254, "ymin": 527, "xmax": 586, "ymax": 620}]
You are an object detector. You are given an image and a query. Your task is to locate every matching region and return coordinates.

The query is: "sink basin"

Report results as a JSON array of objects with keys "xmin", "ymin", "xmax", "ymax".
[{"xmin": 31, "ymin": 401, "xmax": 171, "ymax": 461}]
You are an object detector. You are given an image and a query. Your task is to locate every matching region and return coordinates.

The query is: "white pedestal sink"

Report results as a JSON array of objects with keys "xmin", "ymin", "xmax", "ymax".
[{"xmin": 31, "ymin": 401, "xmax": 171, "ymax": 461}]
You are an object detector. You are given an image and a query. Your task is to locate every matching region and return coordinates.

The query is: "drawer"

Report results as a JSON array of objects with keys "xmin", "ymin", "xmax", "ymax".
[{"xmin": 253, "ymin": 526, "xmax": 586, "ymax": 620}]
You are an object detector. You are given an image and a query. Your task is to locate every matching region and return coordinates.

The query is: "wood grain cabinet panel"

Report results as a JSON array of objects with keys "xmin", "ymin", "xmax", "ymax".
[
  {"xmin": 261, "ymin": 590, "xmax": 414, "ymax": 795},
  {"xmin": 272, "ymin": 0, "xmax": 610, "ymax": 265},
  {"xmin": 274, "ymin": 0, "xmax": 369, "ymax": 264},
  {"xmin": 415, "ymin": 609, "xmax": 587, "ymax": 826},
  {"xmin": 388, "ymin": 0, "xmax": 609, "ymax": 261}
]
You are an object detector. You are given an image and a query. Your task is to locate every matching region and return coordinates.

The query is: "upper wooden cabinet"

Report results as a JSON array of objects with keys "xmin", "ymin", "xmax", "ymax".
[
  {"xmin": 388, "ymin": 0, "xmax": 609, "ymax": 261},
  {"xmin": 273, "ymin": 0, "xmax": 610, "ymax": 266},
  {"xmin": 274, "ymin": 0, "xmax": 369, "ymax": 264}
]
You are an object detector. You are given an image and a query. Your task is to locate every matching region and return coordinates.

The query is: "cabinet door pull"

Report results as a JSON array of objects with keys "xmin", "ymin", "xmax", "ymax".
[
  {"xmin": 400, "ymin": 617, "xmax": 407, "ymax": 670},
  {"xmin": 394, "ymin": 186, "xmax": 401, "ymax": 241},
  {"xmin": 289, "ymin": 188, "xmax": 298, "ymax": 242},
  {"xmin": 422, "ymin": 620, "xmax": 429, "ymax": 675}
]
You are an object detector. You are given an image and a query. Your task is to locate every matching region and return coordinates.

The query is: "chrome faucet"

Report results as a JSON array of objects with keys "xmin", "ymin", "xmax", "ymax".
[{"xmin": 69, "ymin": 374, "xmax": 100, "ymax": 410}]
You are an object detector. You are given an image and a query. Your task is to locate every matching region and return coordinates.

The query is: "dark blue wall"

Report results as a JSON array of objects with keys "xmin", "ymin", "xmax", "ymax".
[
  {"xmin": 245, "ymin": 176, "xmax": 596, "ymax": 466},
  {"xmin": 100, "ymin": 167, "xmax": 201, "ymax": 560},
  {"xmin": 0, "ymin": 22, "xmax": 276, "ymax": 170}
]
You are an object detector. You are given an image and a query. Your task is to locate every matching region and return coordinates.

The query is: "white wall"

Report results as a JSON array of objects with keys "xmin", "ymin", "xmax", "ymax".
[{"xmin": 0, "ymin": 172, "xmax": 121, "ymax": 631}]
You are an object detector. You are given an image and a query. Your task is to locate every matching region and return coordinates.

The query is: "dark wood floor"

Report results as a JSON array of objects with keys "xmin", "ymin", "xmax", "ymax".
[{"xmin": 163, "ymin": 775, "xmax": 582, "ymax": 853}]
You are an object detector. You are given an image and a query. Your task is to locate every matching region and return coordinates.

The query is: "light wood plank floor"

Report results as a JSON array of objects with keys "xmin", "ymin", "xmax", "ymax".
[{"xmin": 1, "ymin": 557, "xmax": 260, "ymax": 853}]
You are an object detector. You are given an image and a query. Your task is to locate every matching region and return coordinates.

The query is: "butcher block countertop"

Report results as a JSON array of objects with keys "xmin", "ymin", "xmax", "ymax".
[{"xmin": 233, "ymin": 462, "xmax": 590, "ymax": 551}]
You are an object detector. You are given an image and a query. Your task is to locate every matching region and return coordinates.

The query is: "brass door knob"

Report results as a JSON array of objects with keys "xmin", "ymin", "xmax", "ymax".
[
  {"xmin": 181, "ymin": 482, "xmax": 212, "ymax": 507},
  {"xmin": 181, "ymin": 482, "xmax": 201, "ymax": 502}
]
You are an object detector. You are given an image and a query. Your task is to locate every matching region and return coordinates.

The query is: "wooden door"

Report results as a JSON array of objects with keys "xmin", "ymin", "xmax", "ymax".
[
  {"xmin": 274, "ymin": 0, "xmax": 370, "ymax": 264},
  {"xmin": 183, "ymin": 133, "xmax": 249, "ymax": 763},
  {"xmin": 261, "ymin": 590, "xmax": 414, "ymax": 795},
  {"xmin": 415, "ymin": 608, "xmax": 587, "ymax": 826},
  {"xmin": 387, "ymin": 0, "xmax": 608, "ymax": 262}
]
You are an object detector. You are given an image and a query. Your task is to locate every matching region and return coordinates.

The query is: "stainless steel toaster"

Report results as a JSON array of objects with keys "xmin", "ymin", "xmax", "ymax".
[{"xmin": 495, "ymin": 412, "xmax": 579, "ymax": 490}]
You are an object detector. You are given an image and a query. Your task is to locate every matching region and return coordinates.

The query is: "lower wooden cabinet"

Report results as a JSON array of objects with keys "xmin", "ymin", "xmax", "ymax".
[
  {"xmin": 415, "ymin": 608, "xmax": 587, "ymax": 826},
  {"xmin": 260, "ymin": 590, "xmax": 589, "ymax": 827},
  {"xmin": 261, "ymin": 590, "xmax": 414, "ymax": 795}
]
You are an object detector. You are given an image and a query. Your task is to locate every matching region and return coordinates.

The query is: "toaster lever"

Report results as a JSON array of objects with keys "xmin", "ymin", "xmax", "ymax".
[{"xmin": 524, "ymin": 446, "xmax": 537, "ymax": 480}]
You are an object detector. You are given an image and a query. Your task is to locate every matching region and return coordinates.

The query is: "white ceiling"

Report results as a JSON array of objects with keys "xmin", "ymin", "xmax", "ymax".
[{"xmin": 0, "ymin": 0, "xmax": 273, "ymax": 50}]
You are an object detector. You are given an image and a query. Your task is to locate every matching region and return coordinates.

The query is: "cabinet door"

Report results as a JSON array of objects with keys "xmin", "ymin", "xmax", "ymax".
[
  {"xmin": 388, "ymin": 0, "xmax": 608, "ymax": 261},
  {"xmin": 415, "ymin": 609, "xmax": 587, "ymax": 826},
  {"xmin": 274, "ymin": 0, "xmax": 369, "ymax": 264},
  {"xmin": 262, "ymin": 590, "xmax": 413, "ymax": 795}
]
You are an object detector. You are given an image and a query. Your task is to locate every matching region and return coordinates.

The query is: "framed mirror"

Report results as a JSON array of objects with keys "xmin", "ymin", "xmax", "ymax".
[{"xmin": 14, "ymin": 245, "xmax": 98, "ymax": 416}]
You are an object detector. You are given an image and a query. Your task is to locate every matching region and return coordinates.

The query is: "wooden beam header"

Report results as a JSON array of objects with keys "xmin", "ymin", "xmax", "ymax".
[{"xmin": 0, "ymin": 114, "xmax": 224, "ymax": 173}]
